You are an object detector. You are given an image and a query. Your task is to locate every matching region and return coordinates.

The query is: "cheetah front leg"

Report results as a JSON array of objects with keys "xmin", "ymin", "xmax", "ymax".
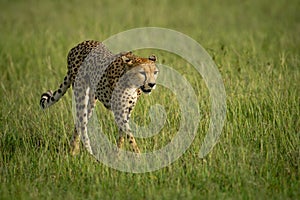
[
  {"xmin": 117, "ymin": 131, "xmax": 140, "ymax": 154},
  {"xmin": 113, "ymin": 100, "xmax": 140, "ymax": 153}
]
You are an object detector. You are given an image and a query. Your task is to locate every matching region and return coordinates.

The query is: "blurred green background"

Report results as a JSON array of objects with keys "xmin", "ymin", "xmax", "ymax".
[{"xmin": 0, "ymin": 0, "xmax": 299, "ymax": 199}]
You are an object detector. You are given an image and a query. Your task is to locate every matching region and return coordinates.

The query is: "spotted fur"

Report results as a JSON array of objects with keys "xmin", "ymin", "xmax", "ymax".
[{"xmin": 40, "ymin": 40, "xmax": 158, "ymax": 155}]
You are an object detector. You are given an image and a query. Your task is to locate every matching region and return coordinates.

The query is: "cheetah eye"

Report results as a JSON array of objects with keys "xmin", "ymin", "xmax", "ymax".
[
  {"xmin": 139, "ymin": 71, "xmax": 146, "ymax": 76},
  {"xmin": 154, "ymin": 70, "xmax": 159, "ymax": 75}
]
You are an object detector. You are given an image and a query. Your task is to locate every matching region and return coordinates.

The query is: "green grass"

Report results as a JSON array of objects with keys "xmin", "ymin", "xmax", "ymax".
[{"xmin": 0, "ymin": 0, "xmax": 299, "ymax": 199}]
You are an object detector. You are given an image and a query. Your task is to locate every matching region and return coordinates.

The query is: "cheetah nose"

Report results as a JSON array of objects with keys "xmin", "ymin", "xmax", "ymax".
[{"xmin": 148, "ymin": 83, "xmax": 156, "ymax": 88}]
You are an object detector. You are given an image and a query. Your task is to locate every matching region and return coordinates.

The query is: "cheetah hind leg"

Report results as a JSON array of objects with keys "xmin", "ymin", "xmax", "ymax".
[
  {"xmin": 70, "ymin": 127, "xmax": 80, "ymax": 156},
  {"xmin": 70, "ymin": 87, "xmax": 95, "ymax": 156},
  {"xmin": 70, "ymin": 125, "xmax": 93, "ymax": 156}
]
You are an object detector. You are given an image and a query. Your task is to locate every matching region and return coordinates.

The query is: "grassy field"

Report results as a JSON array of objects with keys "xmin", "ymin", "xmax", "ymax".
[{"xmin": 0, "ymin": 0, "xmax": 299, "ymax": 199}]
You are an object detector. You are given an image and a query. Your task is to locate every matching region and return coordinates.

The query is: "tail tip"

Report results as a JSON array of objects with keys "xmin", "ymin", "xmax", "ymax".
[{"xmin": 40, "ymin": 90, "xmax": 53, "ymax": 110}]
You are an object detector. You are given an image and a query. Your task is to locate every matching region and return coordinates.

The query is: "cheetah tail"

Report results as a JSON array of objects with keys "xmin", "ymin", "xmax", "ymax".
[{"xmin": 40, "ymin": 75, "xmax": 72, "ymax": 109}]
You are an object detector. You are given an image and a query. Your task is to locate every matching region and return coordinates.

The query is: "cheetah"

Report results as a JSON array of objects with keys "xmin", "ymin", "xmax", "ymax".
[{"xmin": 40, "ymin": 40, "xmax": 158, "ymax": 156}]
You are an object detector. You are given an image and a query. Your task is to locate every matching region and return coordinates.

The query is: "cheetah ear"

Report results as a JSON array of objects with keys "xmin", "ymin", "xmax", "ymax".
[
  {"xmin": 121, "ymin": 52, "xmax": 133, "ymax": 65},
  {"xmin": 149, "ymin": 55, "xmax": 157, "ymax": 62}
]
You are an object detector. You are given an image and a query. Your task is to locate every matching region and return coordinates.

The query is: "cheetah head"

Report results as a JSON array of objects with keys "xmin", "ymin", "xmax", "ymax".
[{"xmin": 121, "ymin": 52, "xmax": 159, "ymax": 94}]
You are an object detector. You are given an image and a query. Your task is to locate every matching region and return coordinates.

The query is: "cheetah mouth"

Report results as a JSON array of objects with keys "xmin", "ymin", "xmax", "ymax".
[{"xmin": 140, "ymin": 86, "xmax": 152, "ymax": 94}]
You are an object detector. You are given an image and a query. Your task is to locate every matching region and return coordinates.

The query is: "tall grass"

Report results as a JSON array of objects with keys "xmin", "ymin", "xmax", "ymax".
[{"xmin": 0, "ymin": 0, "xmax": 299, "ymax": 199}]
